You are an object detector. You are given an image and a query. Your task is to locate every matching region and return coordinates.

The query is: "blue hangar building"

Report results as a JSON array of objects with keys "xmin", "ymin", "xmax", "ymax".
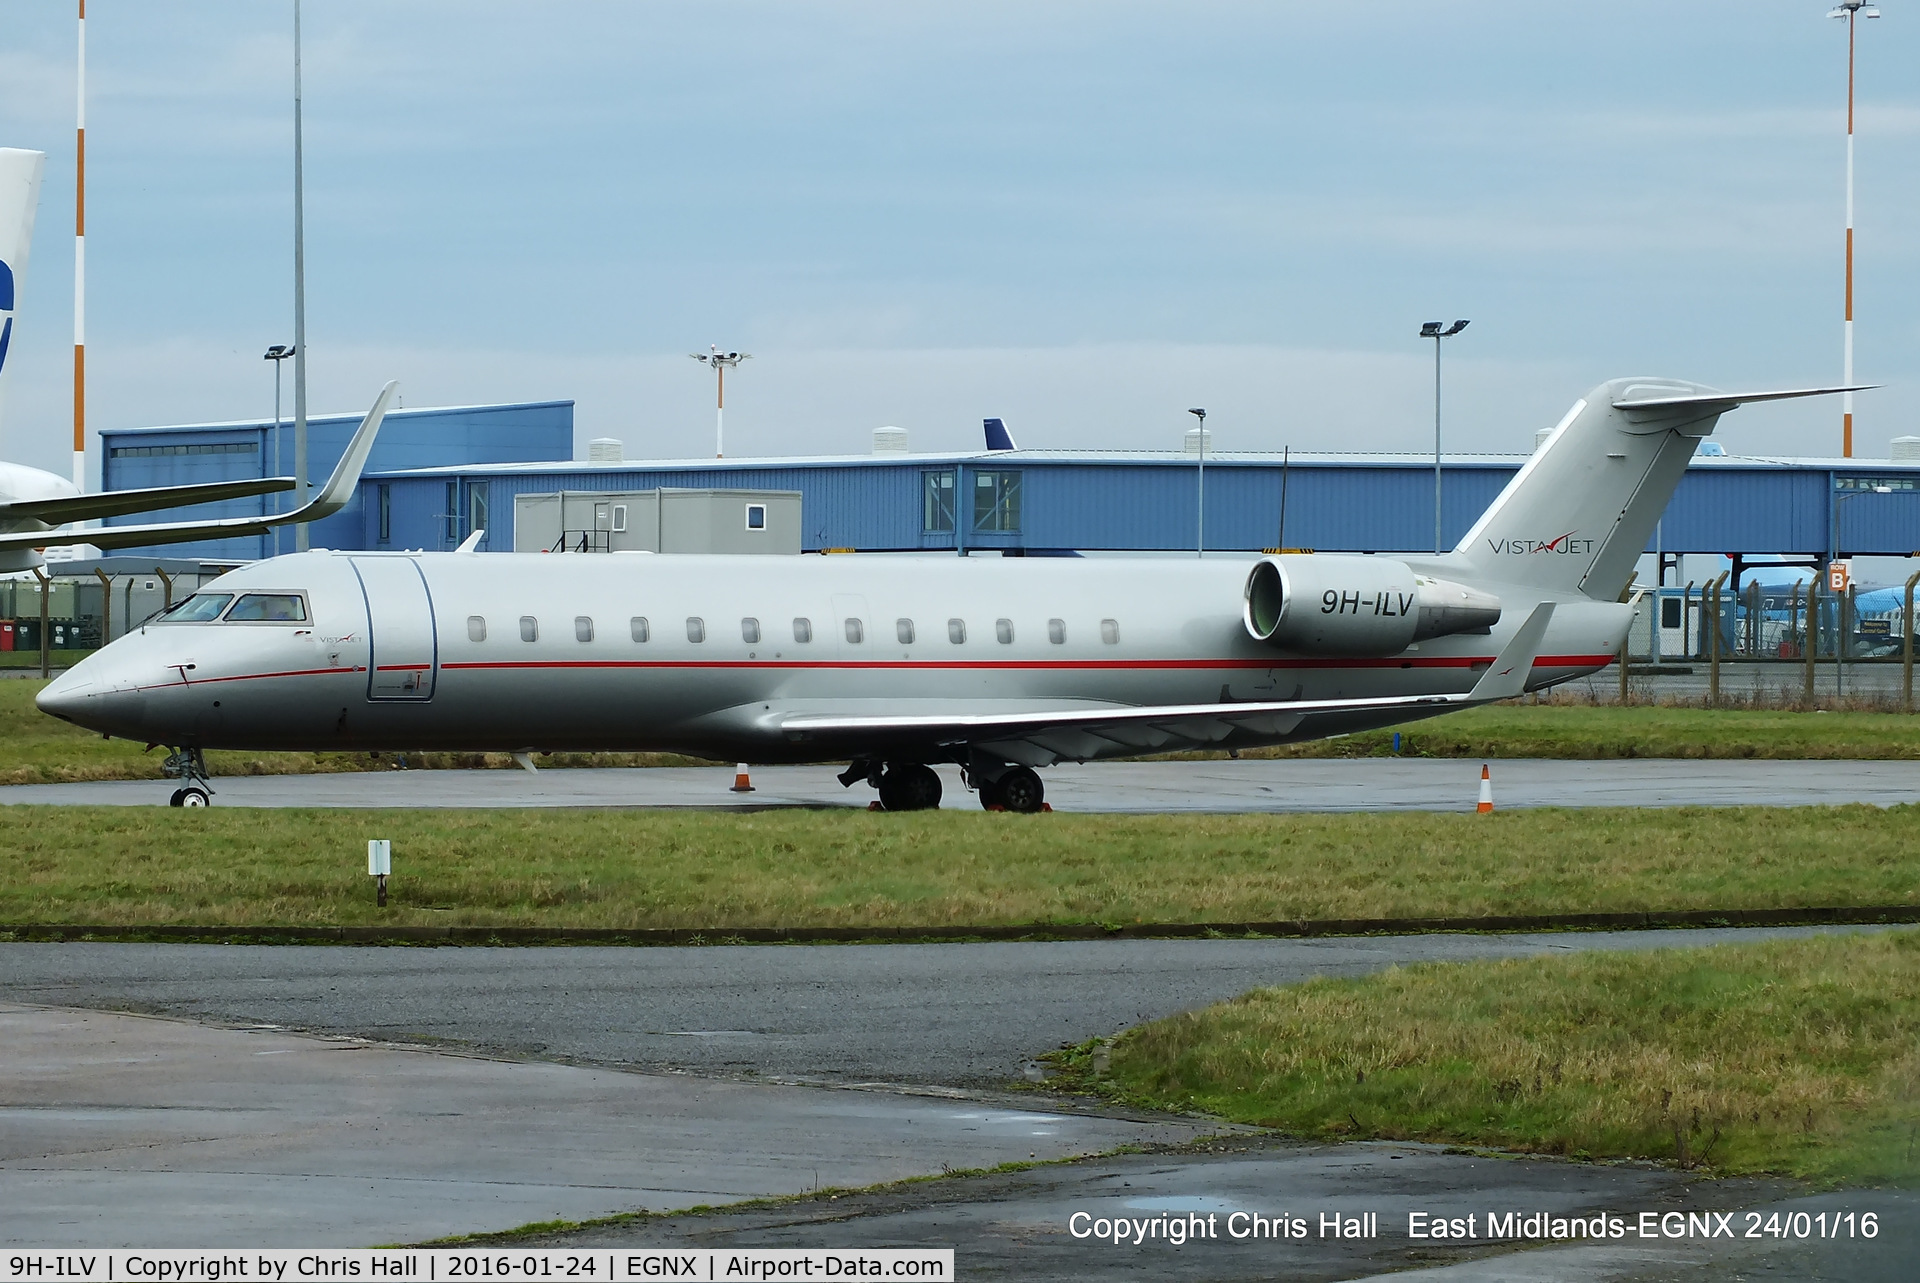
[{"xmin": 99, "ymin": 405, "xmax": 1920, "ymax": 574}]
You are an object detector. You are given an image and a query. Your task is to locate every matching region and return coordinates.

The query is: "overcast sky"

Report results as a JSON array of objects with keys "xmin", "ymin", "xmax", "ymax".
[{"xmin": 0, "ymin": 1, "xmax": 1915, "ymax": 479}]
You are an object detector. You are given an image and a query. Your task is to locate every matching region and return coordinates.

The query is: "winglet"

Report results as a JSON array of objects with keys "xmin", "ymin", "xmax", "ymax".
[
  {"xmin": 302, "ymin": 380, "xmax": 398, "ymax": 517},
  {"xmin": 1467, "ymin": 602, "xmax": 1554, "ymax": 702}
]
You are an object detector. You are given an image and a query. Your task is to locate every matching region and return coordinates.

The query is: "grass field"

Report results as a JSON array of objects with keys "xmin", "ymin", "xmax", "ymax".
[
  {"xmin": 5, "ymin": 678, "xmax": 1920, "ymax": 785},
  {"xmin": 1051, "ymin": 931, "xmax": 1920, "ymax": 1185},
  {"xmin": 2, "ymin": 804, "xmax": 1916, "ymax": 930}
]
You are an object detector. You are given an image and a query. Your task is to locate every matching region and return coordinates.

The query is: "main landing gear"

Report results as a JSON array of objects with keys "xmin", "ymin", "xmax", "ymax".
[
  {"xmin": 838, "ymin": 760, "xmax": 944, "ymax": 811},
  {"xmin": 162, "ymin": 746, "xmax": 214, "ymax": 807},
  {"xmin": 837, "ymin": 758, "xmax": 1048, "ymax": 814}
]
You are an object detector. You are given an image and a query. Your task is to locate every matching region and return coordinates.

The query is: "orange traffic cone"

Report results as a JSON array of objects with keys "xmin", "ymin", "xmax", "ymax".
[
  {"xmin": 1476, "ymin": 764, "xmax": 1494, "ymax": 813},
  {"xmin": 731, "ymin": 764, "xmax": 755, "ymax": 793}
]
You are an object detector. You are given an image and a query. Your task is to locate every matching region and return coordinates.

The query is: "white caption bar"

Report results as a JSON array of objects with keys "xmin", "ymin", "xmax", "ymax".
[{"xmin": 0, "ymin": 1252, "xmax": 954, "ymax": 1283}]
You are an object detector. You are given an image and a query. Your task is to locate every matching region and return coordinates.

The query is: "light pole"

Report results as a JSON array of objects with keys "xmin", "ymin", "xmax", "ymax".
[
  {"xmin": 1420, "ymin": 319, "xmax": 1469, "ymax": 554},
  {"xmin": 1832, "ymin": 480, "xmax": 1893, "ymax": 695},
  {"xmin": 690, "ymin": 346, "xmax": 751, "ymax": 458},
  {"xmin": 1188, "ymin": 408, "xmax": 1207, "ymax": 558},
  {"xmin": 264, "ymin": 344, "xmax": 294, "ymax": 556},
  {"xmin": 290, "ymin": 0, "xmax": 309, "ymax": 551},
  {"xmin": 1829, "ymin": 2, "xmax": 1879, "ymax": 458}
]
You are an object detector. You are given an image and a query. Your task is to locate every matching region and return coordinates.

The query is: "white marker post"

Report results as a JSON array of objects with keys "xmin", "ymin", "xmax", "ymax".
[{"xmin": 367, "ymin": 839, "xmax": 391, "ymax": 907}]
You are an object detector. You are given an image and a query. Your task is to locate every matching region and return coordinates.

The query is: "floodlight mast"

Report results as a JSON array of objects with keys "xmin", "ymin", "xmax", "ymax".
[
  {"xmin": 1830, "ymin": 0, "xmax": 1879, "ymax": 458},
  {"xmin": 1420, "ymin": 319, "xmax": 1469, "ymax": 554},
  {"xmin": 1188, "ymin": 408, "xmax": 1207, "ymax": 558},
  {"xmin": 690, "ymin": 346, "xmax": 751, "ymax": 458}
]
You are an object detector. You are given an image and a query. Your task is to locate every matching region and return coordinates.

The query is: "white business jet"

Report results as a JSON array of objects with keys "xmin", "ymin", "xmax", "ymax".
[
  {"xmin": 36, "ymin": 369, "xmax": 1858, "ymax": 809},
  {"xmin": 0, "ymin": 148, "xmax": 392, "ymax": 573}
]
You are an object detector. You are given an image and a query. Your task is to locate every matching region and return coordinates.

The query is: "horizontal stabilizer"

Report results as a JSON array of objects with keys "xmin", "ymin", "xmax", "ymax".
[
  {"xmin": 1612, "ymin": 384, "xmax": 1875, "ymax": 411},
  {"xmin": 0, "ymin": 381, "xmax": 396, "ymax": 555}
]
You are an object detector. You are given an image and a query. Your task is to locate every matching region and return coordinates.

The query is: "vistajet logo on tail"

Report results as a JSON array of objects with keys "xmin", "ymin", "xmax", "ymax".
[{"xmin": 1487, "ymin": 531, "xmax": 1596, "ymax": 556}]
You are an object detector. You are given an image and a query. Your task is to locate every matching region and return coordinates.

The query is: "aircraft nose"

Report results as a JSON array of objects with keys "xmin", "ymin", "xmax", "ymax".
[{"xmin": 37, "ymin": 661, "xmax": 145, "ymax": 736}]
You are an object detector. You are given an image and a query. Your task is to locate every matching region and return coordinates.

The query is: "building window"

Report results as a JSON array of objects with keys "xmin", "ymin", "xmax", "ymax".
[
  {"xmin": 844, "ymin": 617, "xmax": 864, "ymax": 644},
  {"xmin": 630, "ymin": 616, "xmax": 650, "ymax": 642},
  {"xmin": 923, "ymin": 471, "xmax": 956, "ymax": 532},
  {"xmin": 896, "ymin": 619, "xmax": 914, "ymax": 645},
  {"xmin": 108, "ymin": 441, "xmax": 258, "ymax": 458},
  {"xmin": 377, "ymin": 484, "xmax": 392, "ymax": 544},
  {"xmin": 575, "ymin": 616, "xmax": 594, "ymax": 643},
  {"xmin": 1101, "ymin": 619, "xmax": 1119, "ymax": 645},
  {"xmin": 1661, "ymin": 598, "xmax": 1682, "ymax": 629},
  {"xmin": 520, "ymin": 616, "xmax": 539, "ymax": 642},
  {"xmin": 742, "ymin": 617, "xmax": 761, "ymax": 643},
  {"xmin": 745, "ymin": 504, "xmax": 767, "ymax": 531},
  {"xmin": 793, "ymin": 617, "xmax": 813, "ymax": 643},
  {"xmin": 996, "ymin": 618, "xmax": 1014, "ymax": 644},
  {"xmin": 1048, "ymin": 618, "xmax": 1065, "ymax": 645},
  {"xmin": 612, "ymin": 504, "xmax": 628, "ymax": 532},
  {"xmin": 467, "ymin": 616, "xmax": 487, "ymax": 643},
  {"xmin": 687, "ymin": 617, "xmax": 706, "ymax": 643},
  {"xmin": 468, "ymin": 483, "xmax": 489, "ymax": 540},
  {"xmin": 948, "ymin": 618, "xmax": 966, "ymax": 644},
  {"xmin": 446, "ymin": 482, "xmax": 461, "ymax": 546},
  {"xmin": 972, "ymin": 470, "xmax": 1021, "ymax": 532}
]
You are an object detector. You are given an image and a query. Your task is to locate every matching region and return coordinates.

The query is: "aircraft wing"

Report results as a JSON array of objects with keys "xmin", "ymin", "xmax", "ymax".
[
  {"xmin": 0, "ymin": 382, "xmax": 395, "ymax": 555},
  {"xmin": 776, "ymin": 604, "xmax": 1553, "ymax": 765},
  {"xmin": 0, "ymin": 476, "xmax": 297, "ymax": 526}
]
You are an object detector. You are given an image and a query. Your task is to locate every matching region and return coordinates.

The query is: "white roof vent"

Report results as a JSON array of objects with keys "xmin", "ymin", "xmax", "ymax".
[
  {"xmin": 1891, "ymin": 435, "xmax": 1920, "ymax": 464},
  {"xmin": 588, "ymin": 438, "xmax": 623, "ymax": 463},
  {"xmin": 872, "ymin": 426, "xmax": 909, "ymax": 454},
  {"xmin": 1534, "ymin": 426, "xmax": 1554, "ymax": 452},
  {"xmin": 1695, "ymin": 441, "xmax": 1726, "ymax": 457},
  {"xmin": 1183, "ymin": 427, "xmax": 1212, "ymax": 454}
]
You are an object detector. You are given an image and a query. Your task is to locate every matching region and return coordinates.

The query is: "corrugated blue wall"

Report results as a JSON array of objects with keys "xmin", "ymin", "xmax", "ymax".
[
  {"xmin": 355, "ymin": 456, "xmax": 1920, "ymax": 558},
  {"xmin": 99, "ymin": 402, "xmax": 573, "ymax": 560}
]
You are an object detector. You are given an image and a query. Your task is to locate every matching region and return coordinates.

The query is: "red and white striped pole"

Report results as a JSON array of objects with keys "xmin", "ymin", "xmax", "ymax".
[
  {"xmin": 73, "ymin": 0, "xmax": 86, "ymax": 496},
  {"xmin": 1832, "ymin": 2, "xmax": 1880, "ymax": 459}
]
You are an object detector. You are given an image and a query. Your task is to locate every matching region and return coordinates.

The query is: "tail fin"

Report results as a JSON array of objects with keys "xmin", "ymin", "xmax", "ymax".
[
  {"xmin": 1449, "ymin": 378, "xmax": 1867, "ymax": 601},
  {"xmin": 0, "ymin": 149, "xmax": 47, "ymax": 432},
  {"xmin": 983, "ymin": 417, "xmax": 1017, "ymax": 451}
]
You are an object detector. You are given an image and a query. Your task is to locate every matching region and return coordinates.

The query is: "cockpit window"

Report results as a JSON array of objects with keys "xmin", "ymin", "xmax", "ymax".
[
  {"xmin": 157, "ymin": 593, "xmax": 233, "ymax": 623},
  {"xmin": 226, "ymin": 593, "xmax": 308, "ymax": 622}
]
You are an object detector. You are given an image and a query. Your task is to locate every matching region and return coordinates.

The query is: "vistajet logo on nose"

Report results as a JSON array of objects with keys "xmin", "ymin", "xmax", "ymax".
[{"xmin": 1487, "ymin": 531, "xmax": 1595, "ymax": 556}]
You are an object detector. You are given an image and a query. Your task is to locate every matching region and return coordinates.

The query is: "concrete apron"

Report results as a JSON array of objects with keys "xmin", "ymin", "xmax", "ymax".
[{"xmin": 0, "ymin": 1002, "xmax": 1225, "ymax": 1248}]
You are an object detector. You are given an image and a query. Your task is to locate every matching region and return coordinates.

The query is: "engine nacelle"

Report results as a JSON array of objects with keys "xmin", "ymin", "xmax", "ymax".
[{"xmin": 1243, "ymin": 556, "xmax": 1502, "ymax": 656}]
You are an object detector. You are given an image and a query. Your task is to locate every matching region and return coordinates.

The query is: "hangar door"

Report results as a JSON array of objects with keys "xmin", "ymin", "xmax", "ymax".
[{"xmin": 351, "ymin": 557, "xmax": 438, "ymax": 701}]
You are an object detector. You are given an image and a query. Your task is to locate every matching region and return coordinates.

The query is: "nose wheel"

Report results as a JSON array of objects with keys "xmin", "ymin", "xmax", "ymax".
[{"xmin": 161, "ymin": 747, "xmax": 215, "ymax": 807}]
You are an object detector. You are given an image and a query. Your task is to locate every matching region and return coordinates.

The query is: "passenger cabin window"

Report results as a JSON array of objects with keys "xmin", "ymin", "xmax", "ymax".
[
  {"xmin": 575, "ymin": 616, "xmax": 594, "ymax": 643},
  {"xmin": 467, "ymin": 616, "xmax": 487, "ymax": 643},
  {"xmin": 1048, "ymin": 618, "xmax": 1065, "ymax": 645},
  {"xmin": 687, "ymin": 617, "xmax": 706, "ymax": 643},
  {"xmin": 948, "ymin": 618, "xmax": 966, "ymax": 644},
  {"xmin": 896, "ymin": 619, "xmax": 914, "ymax": 645},
  {"xmin": 996, "ymin": 618, "xmax": 1014, "ymax": 644},
  {"xmin": 1101, "ymin": 619, "xmax": 1120, "ymax": 645},
  {"xmin": 742, "ymin": 617, "xmax": 761, "ymax": 643},
  {"xmin": 844, "ymin": 618, "xmax": 864, "ymax": 644},
  {"xmin": 630, "ymin": 616, "xmax": 650, "ymax": 642},
  {"xmin": 793, "ymin": 617, "xmax": 812, "ymax": 643},
  {"xmin": 226, "ymin": 593, "xmax": 306, "ymax": 622},
  {"xmin": 160, "ymin": 593, "xmax": 233, "ymax": 623},
  {"xmin": 520, "ymin": 616, "xmax": 539, "ymax": 643}
]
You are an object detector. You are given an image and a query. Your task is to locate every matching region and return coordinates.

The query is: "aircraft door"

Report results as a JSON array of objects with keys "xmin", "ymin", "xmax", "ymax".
[{"xmin": 350, "ymin": 557, "xmax": 438, "ymax": 701}]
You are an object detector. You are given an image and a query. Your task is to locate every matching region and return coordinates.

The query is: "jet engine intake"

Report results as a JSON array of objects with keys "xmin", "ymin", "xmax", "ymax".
[{"xmin": 1243, "ymin": 556, "xmax": 1501, "ymax": 656}]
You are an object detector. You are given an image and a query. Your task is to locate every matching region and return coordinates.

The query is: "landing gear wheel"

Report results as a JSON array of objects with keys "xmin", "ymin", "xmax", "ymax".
[
  {"xmin": 170, "ymin": 786, "xmax": 210, "ymax": 808},
  {"xmin": 876, "ymin": 762, "xmax": 943, "ymax": 811},
  {"xmin": 994, "ymin": 767, "xmax": 1045, "ymax": 814}
]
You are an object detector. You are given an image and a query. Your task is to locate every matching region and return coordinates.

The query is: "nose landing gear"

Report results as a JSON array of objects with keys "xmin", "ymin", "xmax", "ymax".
[{"xmin": 162, "ymin": 747, "xmax": 215, "ymax": 808}]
